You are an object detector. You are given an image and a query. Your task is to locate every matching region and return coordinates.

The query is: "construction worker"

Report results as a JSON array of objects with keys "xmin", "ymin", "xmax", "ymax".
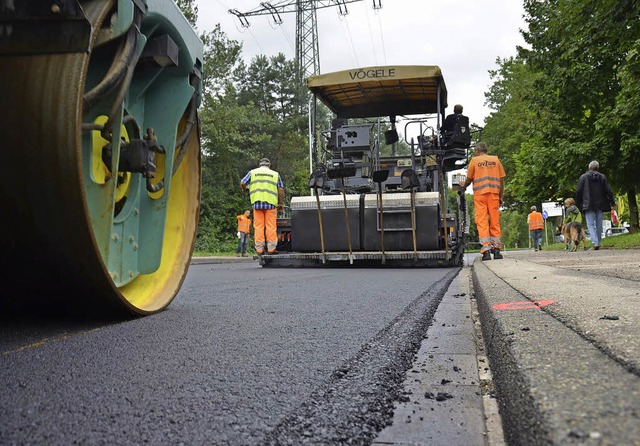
[
  {"xmin": 235, "ymin": 209, "xmax": 251, "ymax": 257},
  {"xmin": 528, "ymin": 205, "xmax": 544, "ymax": 252},
  {"xmin": 458, "ymin": 142, "xmax": 506, "ymax": 260},
  {"xmin": 441, "ymin": 104, "xmax": 464, "ymax": 135},
  {"xmin": 240, "ymin": 158, "xmax": 285, "ymax": 255}
]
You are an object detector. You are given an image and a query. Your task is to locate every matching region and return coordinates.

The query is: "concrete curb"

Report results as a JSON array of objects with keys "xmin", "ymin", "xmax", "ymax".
[{"xmin": 471, "ymin": 251, "xmax": 640, "ymax": 445}]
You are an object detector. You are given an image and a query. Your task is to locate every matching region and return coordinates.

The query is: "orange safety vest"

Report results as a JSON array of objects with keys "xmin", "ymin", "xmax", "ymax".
[
  {"xmin": 466, "ymin": 153, "xmax": 505, "ymax": 195},
  {"xmin": 237, "ymin": 214, "xmax": 251, "ymax": 234},
  {"xmin": 528, "ymin": 211, "xmax": 544, "ymax": 230}
]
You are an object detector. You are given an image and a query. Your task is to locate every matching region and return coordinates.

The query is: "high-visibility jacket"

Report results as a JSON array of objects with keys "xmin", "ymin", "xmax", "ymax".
[
  {"xmin": 528, "ymin": 211, "xmax": 544, "ymax": 230},
  {"xmin": 249, "ymin": 166, "xmax": 279, "ymax": 206},
  {"xmin": 237, "ymin": 214, "xmax": 251, "ymax": 234},
  {"xmin": 466, "ymin": 154, "xmax": 505, "ymax": 195}
]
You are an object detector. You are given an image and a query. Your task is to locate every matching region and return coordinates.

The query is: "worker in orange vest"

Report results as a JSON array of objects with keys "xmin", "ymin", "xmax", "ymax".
[
  {"xmin": 458, "ymin": 142, "xmax": 506, "ymax": 261},
  {"xmin": 528, "ymin": 205, "xmax": 544, "ymax": 251},
  {"xmin": 236, "ymin": 209, "xmax": 252, "ymax": 257}
]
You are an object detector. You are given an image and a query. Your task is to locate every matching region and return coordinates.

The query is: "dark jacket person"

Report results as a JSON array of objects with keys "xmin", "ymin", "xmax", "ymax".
[
  {"xmin": 575, "ymin": 160, "xmax": 615, "ymax": 250},
  {"xmin": 441, "ymin": 104, "xmax": 464, "ymax": 134}
]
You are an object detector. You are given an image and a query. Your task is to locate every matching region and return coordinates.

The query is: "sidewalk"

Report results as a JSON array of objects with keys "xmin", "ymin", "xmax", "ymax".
[{"xmin": 471, "ymin": 249, "xmax": 640, "ymax": 445}]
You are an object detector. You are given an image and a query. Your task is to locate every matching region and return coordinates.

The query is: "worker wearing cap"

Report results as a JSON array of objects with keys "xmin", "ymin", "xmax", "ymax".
[
  {"xmin": 458, "ymin": 142, "xmax": 506, "ymax": 260},
  {"xmin": 240, "ymin": 158, "xmax": 285, "ymax": 255}
]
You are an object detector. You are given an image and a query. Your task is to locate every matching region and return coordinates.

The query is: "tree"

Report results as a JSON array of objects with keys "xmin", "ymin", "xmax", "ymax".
[
  {"xmin": 194, "ymin": 29, "xmax": 311, "ymax": 252},
  {"xmin": 175, "ymin": 0, "xmax": 198, "ymax": 28},
  {"xmin": 200, "ymin": 25, "xmax": 243, "ymax": 100},
  {"xmin": 234, "ymin": 54, "xmax": 306, "ymax": 129},
  {"xmin": 483, "ymin": 0, "xmax": 640, "ymax": 230},
  {"xmin": 516, "ymin": 0, "xmax": 640, "ymax": 228}
]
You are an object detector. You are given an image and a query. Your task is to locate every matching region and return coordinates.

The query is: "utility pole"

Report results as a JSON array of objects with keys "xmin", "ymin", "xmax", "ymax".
[{"xmin": 229, "ymin": 0, "xmax": 382, "ymax": 87}]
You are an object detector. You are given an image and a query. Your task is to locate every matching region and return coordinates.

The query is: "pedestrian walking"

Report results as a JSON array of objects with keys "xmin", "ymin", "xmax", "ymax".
[
  {"xmin": 235, "ymin": 209, "xmax": 251, "ymax": 257},
  {"xmin": 458, "ymin": 142, "xmax": 506, "ymax": 260},
  {"xmin": 575, "ymin": 160, "xmax": 616, "ymax": 250},
  {"xmin": 240, "ymin": 158, "xmax": 285, "ymax": 255},
  {"xmin": 528, "ymin": 205, "xmax": 544, "ymax": 251},
  {"xmin": 563, "ymin": 198, "xmax": 582, "ymax": 225}
]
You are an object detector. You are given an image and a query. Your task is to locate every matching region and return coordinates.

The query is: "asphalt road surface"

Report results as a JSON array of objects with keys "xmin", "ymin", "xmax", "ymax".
[{"xmin": 0, "ymin": 261, "xmax": 492, "ymax": 445}]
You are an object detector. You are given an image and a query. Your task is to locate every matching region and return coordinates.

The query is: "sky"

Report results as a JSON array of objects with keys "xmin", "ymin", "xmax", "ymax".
[{"xmin": 195, "ymin": 0, "xmax": 528, "ymax": 127}]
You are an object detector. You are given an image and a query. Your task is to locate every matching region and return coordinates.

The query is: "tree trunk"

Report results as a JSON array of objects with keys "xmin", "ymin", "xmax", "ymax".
[{"xmin": 626, "ymin": 187, "xmax": 638, "ymax": 231}]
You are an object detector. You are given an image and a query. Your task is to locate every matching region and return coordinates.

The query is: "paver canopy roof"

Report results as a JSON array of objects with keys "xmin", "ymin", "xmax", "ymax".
[{"xmin": 306, "ymin": 65, "xmax": 448, "ymax": 118}]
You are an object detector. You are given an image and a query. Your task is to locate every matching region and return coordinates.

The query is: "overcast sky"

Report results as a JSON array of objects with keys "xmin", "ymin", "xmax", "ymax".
[{"xmin": 196, "ymin": 0, "xmax": 527, "ymax": 127}]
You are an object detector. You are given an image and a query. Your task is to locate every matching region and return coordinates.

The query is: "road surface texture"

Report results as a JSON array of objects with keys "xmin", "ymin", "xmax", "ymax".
[
  {"xmin": 1, "ymin": 258, "xmax": 501, "ymax": 445},
  {"xmin": 472, "ymin": 248, "xmax": 640, "ymax": 446}
]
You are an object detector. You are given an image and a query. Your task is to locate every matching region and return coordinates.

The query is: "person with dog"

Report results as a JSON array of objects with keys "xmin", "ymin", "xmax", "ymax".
[
  {"xmin": 563, "ymin": 198, "xmax": 582, "ymax": 225},
  {"xmin": 240, "ymin": 157, "xmax": 285, "ymax": 255},
  {"xmin": 560, "ymin": 198, "xmax": 587, "ymax": 251},
  {"xmin": 528, "ymin": 205, "xmax": 544, "ymax": 252},
  {"xmin": 458, "ymin": 142, "xmax": 506, "ymax": 261},
  {"xmin": 561, "ymin": 218, "xmax": 588, "ymax": 252},
  {"xmin": 576, "ymin": 160, "xmax": 616, "ymax": 250}
]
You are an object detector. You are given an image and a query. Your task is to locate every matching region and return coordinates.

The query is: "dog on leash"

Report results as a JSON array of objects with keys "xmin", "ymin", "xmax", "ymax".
[{"xmin": 561, "ymin": 222, "xmax": 587, "ymax": 252}]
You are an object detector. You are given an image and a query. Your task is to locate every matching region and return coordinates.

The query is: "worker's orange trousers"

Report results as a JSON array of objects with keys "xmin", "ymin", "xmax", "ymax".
[
  {"xmin": 253, "ymin": 208, "xmax": 278, "ymax": 253},
  {"xmin": 474, "ymin": 193, "xmax": 502, "ymax": 254}
]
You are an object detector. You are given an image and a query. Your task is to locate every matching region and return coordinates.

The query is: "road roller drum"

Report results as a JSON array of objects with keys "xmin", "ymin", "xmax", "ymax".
[{"xmin": 0, "ymin": 0, "xmax": 203, "ymax": 316}]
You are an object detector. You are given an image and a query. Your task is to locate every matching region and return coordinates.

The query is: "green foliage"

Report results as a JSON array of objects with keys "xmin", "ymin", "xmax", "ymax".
[
  {"xmin": 193, "ymin": 29, "xmax": 311, "ymax": 253},
  {"xmin": 200, "ymin": 26, "xmax": 243, "ymax": 100},
  {"xmin": 484, "ymin": 0, "xmax": 640, "ymax": 229},
  {"xmin": 499, "ymin": 210, "xmax": 530, "ymax": 249},
  {"xmin": 458, "ymin": 193, "xmax": 478, "ymax": 247},
  {"xmin": 175, "ymin": 0, "xmax": 197, "ymax": 28},
  {"xmin": 602, "ymin": 231, "xmax": 640, "ymax": 248}
]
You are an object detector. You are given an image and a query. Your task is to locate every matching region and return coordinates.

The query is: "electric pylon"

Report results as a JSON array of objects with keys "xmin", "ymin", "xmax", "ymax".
[{"xmin": 229, "ymin": 1, "xmax": 382, "ymax": 86}]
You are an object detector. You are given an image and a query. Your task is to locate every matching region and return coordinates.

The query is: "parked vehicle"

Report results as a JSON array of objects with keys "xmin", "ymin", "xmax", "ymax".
[{"xmin": 605, "ymin": 227, "xmax": 630, "ymax": 237}]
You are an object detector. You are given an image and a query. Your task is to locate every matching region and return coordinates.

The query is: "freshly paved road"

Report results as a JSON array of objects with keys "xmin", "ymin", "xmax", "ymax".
[
  {"xmin": 2, "ymin": 258, "xmax": 497, "ymax": 445},
  {"xmin": 6, "ymin": 249, "xmax": 636, "ymax": 445}
]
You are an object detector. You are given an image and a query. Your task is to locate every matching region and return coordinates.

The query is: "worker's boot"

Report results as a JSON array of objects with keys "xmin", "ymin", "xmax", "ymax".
[
  {"xmin": 493, "ymin": 249, "xmax": 503, "ymax": 260},
  {"xmin": 481, "ymin": 251, "xmax": 491, "ymax": 261}
]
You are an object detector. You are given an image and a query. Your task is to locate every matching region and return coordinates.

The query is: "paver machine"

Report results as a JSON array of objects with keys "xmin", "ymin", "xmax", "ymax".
[
  {"xmin": 0, "ymin": 0, "xmax": 203, "ymax": 315},
  {"xmin": 262, "ymin": 65, "xmax": 477, "ymax": 267}
]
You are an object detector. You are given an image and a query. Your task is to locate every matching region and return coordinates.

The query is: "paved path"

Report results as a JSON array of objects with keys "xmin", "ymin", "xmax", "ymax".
[{"xmin": 472, "ymin": 249, "xmax": 640, "ymax": 446}]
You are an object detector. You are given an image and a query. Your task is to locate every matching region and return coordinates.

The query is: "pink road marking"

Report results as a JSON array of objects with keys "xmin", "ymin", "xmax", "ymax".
[{"xmin": 492, "ymin": 300, "xmax": 556, "ymax": 311}]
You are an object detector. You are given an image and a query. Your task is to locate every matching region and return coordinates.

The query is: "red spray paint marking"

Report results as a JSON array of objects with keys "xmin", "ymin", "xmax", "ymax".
[{"xmin": 492, "ymin": 300, "xmax": 556, "ymax": 311}]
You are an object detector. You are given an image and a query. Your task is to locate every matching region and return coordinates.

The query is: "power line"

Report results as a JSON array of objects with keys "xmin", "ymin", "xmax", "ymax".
[
  {"xmin": 375, "ymin": 7, "xmax": 387, "ymax": 64},
  {"xmin": 229, "ymin": 0, "xmax": 383, "ymax": 85},
  {"xmin": 364, "ymin": 2, "xmax": 377, "ymax": 65}
]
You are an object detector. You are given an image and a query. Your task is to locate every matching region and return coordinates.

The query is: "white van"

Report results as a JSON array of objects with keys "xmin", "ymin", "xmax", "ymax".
[{"xmin": 604, "ymin": 227, "xmax": 629, "ymax": 237}]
